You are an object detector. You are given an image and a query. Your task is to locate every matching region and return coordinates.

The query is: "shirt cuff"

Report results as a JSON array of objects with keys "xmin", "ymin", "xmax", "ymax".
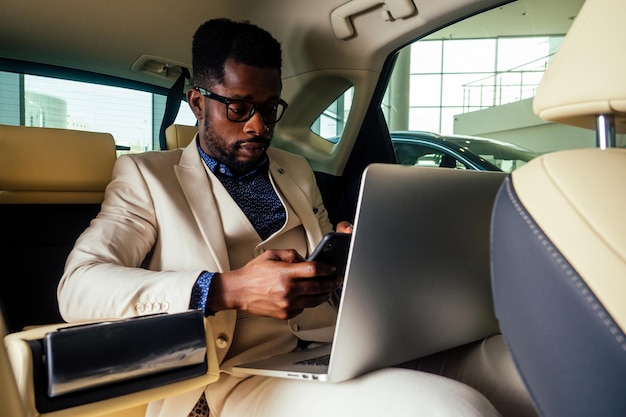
[{"xmin": 189, "ymin": 271, "xmax": 215, "ymax": 316}]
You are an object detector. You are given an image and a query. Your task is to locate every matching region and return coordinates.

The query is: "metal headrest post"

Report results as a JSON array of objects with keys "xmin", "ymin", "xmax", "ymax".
[{"xmin": 596, "ymin": 114, "xmax": 616, "ymax": 149}]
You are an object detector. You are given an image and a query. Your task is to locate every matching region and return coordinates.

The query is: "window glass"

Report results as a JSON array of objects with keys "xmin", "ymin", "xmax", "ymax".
[
  {"xmin": 496, "ymin": 37, "xmax": 553, "ymax": 72},
  {"xmin": 439, "ymin": 107, "xmax": 464, "ymax": 134},
  {"xmin": 441, "ymin": 73, "xmax": 488, "ymax": 107},
  {"xmin": 174, "ymin": 103, "xmax": 197, "ymax": 126},
  {"xmin": 393, "ymin": 141, "xmax": 468, "ymax": 169},
  {"xmin": 409, "ymin": 75, "xmax": 441, "ymax": 106},
  {"xmin": 407, "ymin": 108, "xmax": 441, "ymax": 132},
  {"xmin": 24, "ymin": 76, "xmax": 154, "ymax": 152},
  {"xmin": 0, "ymin": 72, "xmax": 20, "ymax": 125},
  {"xmin": 311, "ymin": 86, "xmax": 353, "ymax": 141},
  {"xmin": 442, "ymin": 39, "xmax": 496, "ymax": 73},
  {"xmin": 390, "ymin": 36, "xmax": 535, "ymax": 131},
  {"xmin": 410, "ymin": 41, "xmax": 442, "ymax": 73},
  {"xmin": 0, "ymin": 71, "xmax": 195, "ymax": 152},
  {"xmin": 381, "ymin": 1, "xmax": 589, "ymax": 166},
  {"xmin": 309, "ymin": 1, "xmax": 592, "ymax": 157},
  {"xmin": 385, "ymin": 31, "xmax": 555, "ymax": 162}
]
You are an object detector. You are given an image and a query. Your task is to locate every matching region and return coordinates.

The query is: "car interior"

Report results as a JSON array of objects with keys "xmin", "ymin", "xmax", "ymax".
[{"xmin": 1, "ymin": 0, "xmax": 624, "ymax": 415}]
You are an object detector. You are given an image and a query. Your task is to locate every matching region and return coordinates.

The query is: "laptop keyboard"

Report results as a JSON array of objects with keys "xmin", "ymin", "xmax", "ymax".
[{"xmin": 294, "ymin": 353, "xmax": 330, "ymax": 366}]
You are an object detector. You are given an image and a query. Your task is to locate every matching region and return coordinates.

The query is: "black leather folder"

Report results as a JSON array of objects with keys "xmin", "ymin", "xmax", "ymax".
[{"xmin": 43, "ymin": 310, "xmax": 207, "ymax": 399}]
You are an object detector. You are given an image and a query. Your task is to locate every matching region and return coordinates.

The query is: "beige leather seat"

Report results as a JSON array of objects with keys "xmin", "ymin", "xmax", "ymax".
[
  {"xmin": 0, "ymin": 313, "xmax": 26, "ymax": 417},
  {"xmin": 490, "ymin": 0, "xmax": 626, "ymax": 415},
  {"xmin": 0, "ymin": 125, "xmax": 220, "ymax": 417},
  {"xmin": 164, "ymin": 123, "xmax": 197, "ymax": 149},
  {"xmin": 0, "ymin": 125, "xmax": 116, "ymax": 332},
  {"xmin": 0, "ymin": 124, "xmax": 116, "ymax": 204}
]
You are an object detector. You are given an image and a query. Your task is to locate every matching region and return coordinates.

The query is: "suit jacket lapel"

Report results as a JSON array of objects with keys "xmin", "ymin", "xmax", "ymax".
[
  {"xmin": 267, "ymin": 151, "xmax": 324, "ymax": 253},
  {"xmin": 174, "ymin": 136, "xmax": 230, "ymax": 271}
]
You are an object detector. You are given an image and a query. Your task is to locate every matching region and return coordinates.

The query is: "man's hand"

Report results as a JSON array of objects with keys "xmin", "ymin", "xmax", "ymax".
[
  {"xmin": 207, "ymin": 249, "xmax": 340, "ymax": 319},
  {"xmin": 336, "ymin": 220, "xmax": 354, "ymax": 234}
]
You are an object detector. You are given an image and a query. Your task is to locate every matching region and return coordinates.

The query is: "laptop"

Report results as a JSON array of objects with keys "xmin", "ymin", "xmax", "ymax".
[{"xmin": 232, "ymin": 163, "xmax": 505, "ymax": 382}]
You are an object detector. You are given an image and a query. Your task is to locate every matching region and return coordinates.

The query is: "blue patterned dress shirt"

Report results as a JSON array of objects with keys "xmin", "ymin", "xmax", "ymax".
[{"xmin": 190, "ymin": 140, "xmax": 286, "ymax": 315}]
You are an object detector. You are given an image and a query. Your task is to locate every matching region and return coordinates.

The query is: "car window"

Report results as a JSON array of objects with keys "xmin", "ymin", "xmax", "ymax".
[
  {"xmin": 393, "ymin": 141, "xmax": 468, "ymax": 169},
  {"xmin": 311, "ymin": 86, "xmax": 353, "ymax": 142},
  {"xmin": 314, "ymin": 1, "xmax": 595, "ymax": 170},
  {"xmin": 443, "ymin": 136, "xmax": 536, "ymax": 172},
  {"xmin": 380, "ymin": 1, "xmax": 594, "ymax": 165},
  {"xmin": 383, "ymin": 35, "xmax": 562, "ymax": 136},
  {"xmin": 0, "ymin": 71, "xmax": 195, "ymax": 153}
]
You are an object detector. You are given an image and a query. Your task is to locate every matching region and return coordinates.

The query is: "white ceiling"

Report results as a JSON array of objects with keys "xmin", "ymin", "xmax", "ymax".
[
  {"xmin": 0, "ymin": 0, "xmax": 585, "ymax": 89},
  {"xmin": 426, "ymin": 0, "xmax": 585, "ymax": 40}
]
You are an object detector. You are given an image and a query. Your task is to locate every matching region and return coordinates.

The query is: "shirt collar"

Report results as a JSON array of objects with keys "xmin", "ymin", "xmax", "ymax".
[{"xmin": 196, "ymin": 137, "xmax": 269, "ymax": 179}]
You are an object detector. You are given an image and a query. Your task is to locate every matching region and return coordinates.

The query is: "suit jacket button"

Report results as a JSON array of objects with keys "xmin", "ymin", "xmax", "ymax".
[
  {"xmin": 216, "ymin": 336, "xmax": 229, "ymax": 349},
  {"xmin": 134, "ymin": 303, "xmax": 145, "ymax": 314}
]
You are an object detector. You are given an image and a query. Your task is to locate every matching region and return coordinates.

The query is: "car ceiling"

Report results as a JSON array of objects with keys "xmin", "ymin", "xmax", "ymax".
[{"xmin": 0, "ymin": 0, "xmax": 581, "ymax": 90}]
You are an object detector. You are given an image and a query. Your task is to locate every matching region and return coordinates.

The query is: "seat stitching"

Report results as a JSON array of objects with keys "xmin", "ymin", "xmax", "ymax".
[{"xmin": 503, "ymin": 178, "xmax": 626, "ymax": 351}]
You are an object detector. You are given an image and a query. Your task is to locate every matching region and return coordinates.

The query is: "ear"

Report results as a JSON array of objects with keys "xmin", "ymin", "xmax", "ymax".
[{"xmin": 187, "ymin": 88, "xmax": 205, "ymax": 119}]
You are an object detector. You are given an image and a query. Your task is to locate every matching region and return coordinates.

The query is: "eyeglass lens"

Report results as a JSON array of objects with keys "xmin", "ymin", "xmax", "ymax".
[{"xmin": 227, "ymin": 101, "xmax": 285, "ymax": 123}]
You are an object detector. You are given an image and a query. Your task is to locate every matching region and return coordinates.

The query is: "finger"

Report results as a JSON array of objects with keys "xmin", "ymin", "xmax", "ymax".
[
  {"xmin": 336, "ymin": 221, "xmax": 353, "ymax": 234},
  {"xmin": 291, "ymin": 260, "xmax": 336, "ymax": 280},
  {"xmin": 260, "ymin": 248, "xmax": 305, "ymax": 263}
]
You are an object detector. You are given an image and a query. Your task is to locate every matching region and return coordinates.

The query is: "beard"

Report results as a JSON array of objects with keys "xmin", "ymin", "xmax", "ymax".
[{"xmin": 201, "ymin": 125, "xmax": 271, "ymax": 173}]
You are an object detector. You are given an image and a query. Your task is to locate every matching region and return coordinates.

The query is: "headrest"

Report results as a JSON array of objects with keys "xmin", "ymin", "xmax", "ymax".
[
  {"xmin": 533, "ymin": 0, "xmax": 626, "ymax": 133},
  {"xmin": 0, "ymin": 125, "xmax": 116, "ymax": 203},
  {"xmin": 165, "ymin": 124, "xmax": 197, "ymax": 149},
  {"xmin": 510, "ymin": 147, "xmax": 626, "ymax": 331}
]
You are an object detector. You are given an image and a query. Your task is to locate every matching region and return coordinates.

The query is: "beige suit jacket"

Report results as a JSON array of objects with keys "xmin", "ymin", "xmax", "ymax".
[{"xmin": 58, "ymin": 138, "xmax": 337, "ymax": 416}]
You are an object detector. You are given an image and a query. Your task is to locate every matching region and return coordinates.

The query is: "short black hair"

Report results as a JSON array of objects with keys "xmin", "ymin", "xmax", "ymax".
[{"xmin": 192, "ymin": 18, "xmax": 282, "ymax": 87}]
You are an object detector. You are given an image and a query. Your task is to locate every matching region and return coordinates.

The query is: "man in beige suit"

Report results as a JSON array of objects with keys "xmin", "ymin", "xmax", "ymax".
[{"xmin": 58, "ymin": 19, "xmax": 508, "ymax": 417}]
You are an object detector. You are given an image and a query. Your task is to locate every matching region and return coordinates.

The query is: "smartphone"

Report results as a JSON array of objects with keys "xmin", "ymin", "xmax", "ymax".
[{"xmin": 307, "ymin": 232, "xmax": 352, "ymax": 277}]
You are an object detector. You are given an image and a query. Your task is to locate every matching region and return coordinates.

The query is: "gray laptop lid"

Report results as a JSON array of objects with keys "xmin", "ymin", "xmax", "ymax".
[
  {"xmin": 325, "ymin": 163, "xmax": 503, "ymax": 382},
  {"xmin": 233, "ymin": 163, "xmax": 504, "ymax": 382}
]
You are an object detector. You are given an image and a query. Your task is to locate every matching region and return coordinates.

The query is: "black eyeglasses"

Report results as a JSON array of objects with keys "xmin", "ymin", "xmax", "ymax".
[{"xmin": 194, "ymin": 86, "xmax": 288, "ymax": 124}]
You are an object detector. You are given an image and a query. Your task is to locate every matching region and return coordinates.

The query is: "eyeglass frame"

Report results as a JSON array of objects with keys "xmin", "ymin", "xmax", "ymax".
[{"xmin": 194, "ymin": 86, "xmax": 288, "ymax": 124}]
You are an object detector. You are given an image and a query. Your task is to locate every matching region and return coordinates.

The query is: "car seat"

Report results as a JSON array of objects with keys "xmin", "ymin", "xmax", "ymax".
[
  {"xmin": 489, "ymin": 0, "xmax": 626, "ymax": 415},
  {"xmin": 439, "ymin": 153, "xmax": 457, "ymax": 168},
  {"xmin": 0, "ymin": 125, "xmax": 116, "ymax": 332}
]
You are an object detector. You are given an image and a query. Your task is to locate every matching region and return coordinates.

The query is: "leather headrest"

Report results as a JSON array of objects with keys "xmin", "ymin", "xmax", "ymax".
[
  {"xmin": 165, "ymin": 124, "xmax": 197, "ymax": 149},
  {"xmin": 533, "ymin": 0, "xmax": 626, "ymax": 133},
  {"xmin": 0, "ymin": 125, "xmax": 116, "ymax": 203}
]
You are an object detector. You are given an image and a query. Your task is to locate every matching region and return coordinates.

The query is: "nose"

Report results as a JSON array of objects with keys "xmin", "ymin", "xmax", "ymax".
[{"xmin": 243, "ymin": 110, "xmax": 270, "ymax": 137}]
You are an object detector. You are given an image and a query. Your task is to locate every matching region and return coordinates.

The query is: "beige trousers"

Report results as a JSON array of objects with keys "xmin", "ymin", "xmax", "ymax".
[
  {"xmin": 400, "ymin": 335, "xmax": 538, "ymax": 417},
  {"xmin": 219, "ymin": 367, "xmax": 500, "ymax": 417}
]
